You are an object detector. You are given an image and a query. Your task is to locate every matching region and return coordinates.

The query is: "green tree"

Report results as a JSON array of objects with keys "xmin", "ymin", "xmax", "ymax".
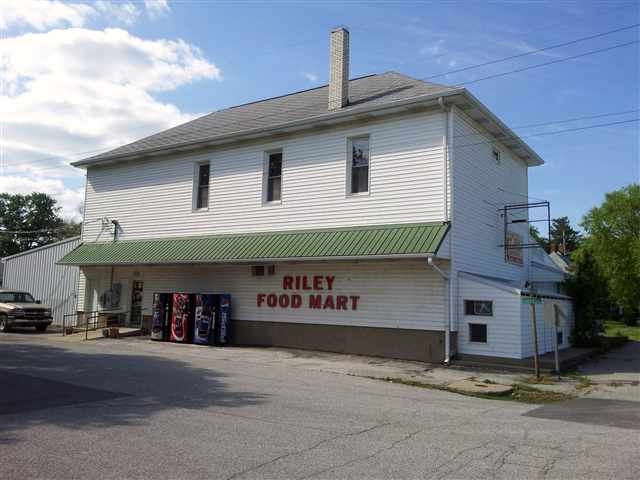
[
  {"xmin": 549, "ymin": 216, "xmax": 582, "ymax": 254},
  {"xmin": 581, "ymin": 184, "xmax": 640, "ymax": 325},
  {"xmin": 564, "ymin": 245, "xmax": 609, "ymax": 346},
  {"xmin": 0, "ymin": 193, "xmax": 73, "ymax": 257},
  {"xmin": 529, "ymin": 225, "xmax": 548, "ymax": 250}
]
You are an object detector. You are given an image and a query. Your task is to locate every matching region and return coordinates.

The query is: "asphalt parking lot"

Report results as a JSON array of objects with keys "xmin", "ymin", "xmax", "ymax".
[{"xmin": 1, "ymin": 332, "xmax": 638, "ymax": 480}]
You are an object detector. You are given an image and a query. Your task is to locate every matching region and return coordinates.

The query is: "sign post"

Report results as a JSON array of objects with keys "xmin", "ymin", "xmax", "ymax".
[
  {"xmin": 522, "ymin": 296, "xmax": 542, "ymax": 378},
  {"xmin": 553, "ymin": 304, "xmax": 561, "ymax": 380}
]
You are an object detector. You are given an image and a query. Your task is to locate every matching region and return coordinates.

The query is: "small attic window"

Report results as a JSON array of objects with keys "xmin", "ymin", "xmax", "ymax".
[{"xmin": 492, "ymin": 148, "xmax": 501, "ymax": 165}]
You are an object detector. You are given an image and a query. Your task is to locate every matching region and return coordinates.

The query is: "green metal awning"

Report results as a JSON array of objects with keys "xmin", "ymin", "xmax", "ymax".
[{"xmin": 58, "ymin": 222, "xmax": 449, "ymax": 266}]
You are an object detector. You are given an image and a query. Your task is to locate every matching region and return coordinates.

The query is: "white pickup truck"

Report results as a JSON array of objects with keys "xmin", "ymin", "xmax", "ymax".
[{"xmin": 0, "ymin": 289, "xmax": 53, "ymax": 332}]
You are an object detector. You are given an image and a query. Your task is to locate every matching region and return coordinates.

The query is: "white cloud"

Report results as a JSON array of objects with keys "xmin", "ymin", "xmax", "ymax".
[
  {"xmin": 0, "ymin": 0, "xmax": 171, "ymax": 30},
  {"xmin": 303, "ymin": 72, "xmax": 318, "ymax": 83},
  {"xmin": 95, "ymin": 1, "xmax": 140, "ymax": 26},
  {"xmin": 1, "ymin": 27, "xmax": 220, "ymax": 219},
  {"xmin": 0, "ymin": 0, "xmax": 95, "ymax": 30},
  {"xmin": 144, "ymin": 0, "xmax": 170, "ymax": 19}
]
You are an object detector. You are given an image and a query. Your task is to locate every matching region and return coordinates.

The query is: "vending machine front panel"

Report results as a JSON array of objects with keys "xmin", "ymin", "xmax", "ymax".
[
  {"xmin": 217, "ymin": 294, "xmax": 231, "ymax": 345},
  {"xmin": 151, "ymin": 292, "xmax": 172, "ymax": 341},
  {"xmin": 170, "ymin": 293, "xmax": 191, "ymax": 343},
  {"xmin": 193, "ymin": 294, "xmax": 217, "ymax": 345}
]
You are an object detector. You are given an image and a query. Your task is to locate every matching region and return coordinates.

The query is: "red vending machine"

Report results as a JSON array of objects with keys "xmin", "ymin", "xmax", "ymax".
[{"xmin": 170, "ymin": 293, "xmax": 192, "ymax": 343}]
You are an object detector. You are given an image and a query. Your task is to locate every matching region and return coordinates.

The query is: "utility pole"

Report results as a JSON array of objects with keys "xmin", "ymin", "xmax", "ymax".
[
  {"xmin": 531, "ymin": 302, "xmax": 540, "ymax": 378},
  {"xmin": 553, "ymin": 304, "xmax": 561, "ymax": 380}
]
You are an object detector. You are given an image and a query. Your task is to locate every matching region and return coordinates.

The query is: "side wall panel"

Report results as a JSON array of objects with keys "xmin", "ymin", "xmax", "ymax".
[
  {"xmin": 457, "ymin": 276, "xmax": 522, "ymax": 358},
  {"xmin": 521, "ymin": 298, "xmax": 574, "ymax": 357},
  {"xmin": 451, "ymin": 108, "xmax": 530, "ymax": 284},
  {"xmin": 2, "ymin": 238, "xmax": 80, "ymax": 325},
  {"xmin": 83, "ymin": 112, "xmax": 447, "ymax": 241},
  {"xmin": 83, "ymin": 259, "xmax": 448, "ymax": 331}
]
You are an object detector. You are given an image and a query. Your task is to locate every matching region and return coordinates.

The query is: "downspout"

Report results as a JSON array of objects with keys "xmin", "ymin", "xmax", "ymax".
[
  {"xmin": 427, "ymin": 257, "xmax": 450, "ymax": 365},
  {"xmin": 439, "ymin": 96, "xmax": 455, "ymax": 366},
  {"xmin": 448, "ymin": 106, "xmax": 455, "ymax": 366}
]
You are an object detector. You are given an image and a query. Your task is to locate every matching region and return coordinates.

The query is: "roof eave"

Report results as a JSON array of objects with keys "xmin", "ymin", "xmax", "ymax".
[
  {"xmin": 451, "ymin": 90, "xmax": 544, "ymax": 167},
  {"xmin": 72, "ymin": 89, "xmax": 467, "ymax": 168},
  {"xmin": 72, "ymin": 87, "xmax": 543, "ymax": 168}
]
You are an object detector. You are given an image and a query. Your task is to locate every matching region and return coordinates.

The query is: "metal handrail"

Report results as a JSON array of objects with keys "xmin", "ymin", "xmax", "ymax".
[{"xmin": 62, "ymin": 310, "xmax": 128, "ymax": 339}]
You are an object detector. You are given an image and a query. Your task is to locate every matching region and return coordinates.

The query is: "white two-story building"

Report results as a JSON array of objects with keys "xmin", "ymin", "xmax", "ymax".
[{"xmin": 60, "ymin": 28, "xmax": 573, "ymax": 363}]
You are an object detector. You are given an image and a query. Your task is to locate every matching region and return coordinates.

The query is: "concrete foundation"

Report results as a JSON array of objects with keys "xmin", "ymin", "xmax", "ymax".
[{"xmin": 232, "ymin": 319, "xmax": 456, "ymax": 363}]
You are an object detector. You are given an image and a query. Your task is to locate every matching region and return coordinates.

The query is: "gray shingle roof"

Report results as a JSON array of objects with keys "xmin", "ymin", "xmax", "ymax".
[{"xmin": 78, "ymin": 72, "xmax": 455, "ymax": 165}]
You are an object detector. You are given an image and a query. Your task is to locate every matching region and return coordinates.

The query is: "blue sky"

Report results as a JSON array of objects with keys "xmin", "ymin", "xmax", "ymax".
[{"xmin": 1, "ymin": 0, "xmax": 638, "ymax": 230}]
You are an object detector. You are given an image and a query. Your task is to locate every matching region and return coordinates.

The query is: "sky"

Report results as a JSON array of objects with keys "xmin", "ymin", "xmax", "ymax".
[{"xmin": 1, "ymin": 0, "xmax": 638, "ymax": 233}]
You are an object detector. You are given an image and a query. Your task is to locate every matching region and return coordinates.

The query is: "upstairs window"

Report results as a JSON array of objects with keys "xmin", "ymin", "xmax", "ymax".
[
  {"xmin": 195, "ymin": 163, "xmax": 210, "ymax": 209},
  {"xmin": 349, "ymin": 136, "xmax": 370, "ymax": 194},
  {"xmin": 492, "ymin": 147, "xmax": 501, "ymax": 165},
  {"xmin": 265, "ymin": 151, "xmax": 282, "ymax": 202}
]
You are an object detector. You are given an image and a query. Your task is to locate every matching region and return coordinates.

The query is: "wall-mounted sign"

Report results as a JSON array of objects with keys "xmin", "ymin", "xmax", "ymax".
[
  {"xmin": 257, "ymin": 275, "xmax": 360, "ymax": 311},
  {"xmin": 506, "ymin": 231, "xmax": 524, "ymax": 265}
]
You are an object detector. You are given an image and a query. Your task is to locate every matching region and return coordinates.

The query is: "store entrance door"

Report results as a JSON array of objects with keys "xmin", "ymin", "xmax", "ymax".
[{"xmin": 130, "ymin": 280, "xmax": 144, "ymax": 327}]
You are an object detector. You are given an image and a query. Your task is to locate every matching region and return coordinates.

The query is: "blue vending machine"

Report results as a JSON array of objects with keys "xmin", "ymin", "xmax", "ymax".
[
  {"xmin": 193, "ymin": 294, "xmax": 217, "ymax": 345},
  {"xmin": 151, "ymin": 293, "xmax": 172, "ymax": 341},
  {"xmin": 216, "ymin": 294, "xmax": 231, "ymax": 345}
]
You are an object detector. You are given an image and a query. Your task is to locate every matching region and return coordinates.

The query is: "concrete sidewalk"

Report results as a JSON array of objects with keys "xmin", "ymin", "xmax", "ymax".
[
  {"xmin": 39, "ymin": 334, "xmax": 640, "ymax": 400},
  {"xmin": 115, "ymin": 337, "xmax": 588, "ymax": 398}
]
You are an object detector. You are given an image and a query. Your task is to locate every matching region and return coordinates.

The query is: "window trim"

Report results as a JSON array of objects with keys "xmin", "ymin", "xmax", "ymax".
[
  {"xmin": 346, "ymin": 135, "xmax": 371, "ymax": 197},
  {"xmin": 464, "ymin": 300, "xmax": 493, "ymax": 317},
  {"xmin": 263, "ymin": 149, "xmax": 283, "ymax": 205},
  {"xmin": 468, "ymin": 323, "xmax": 488, "ymax": 344},
  {"xmin": 192, "ymin": 161, "xmax": 211, "ymax": 212}
]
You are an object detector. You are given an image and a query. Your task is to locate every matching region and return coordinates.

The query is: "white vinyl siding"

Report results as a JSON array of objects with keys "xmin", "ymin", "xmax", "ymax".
[
  {"xmin": 450, "ymin": 107, "xmax": 530, "ymax": 284},
  {"xmin": 521, "ymin": 298, "xmax": 574, "ymax": 357},
  {"xmin": 82, "ymin": 259, "xmax": 447, "ymax": 331},
  {"xmin": 82, "ymin": 112, "xmax": 446, "ymax": 241},
  {"xmin": 458, "ymin": 275, "xmax": 523, "ymax": 358}
]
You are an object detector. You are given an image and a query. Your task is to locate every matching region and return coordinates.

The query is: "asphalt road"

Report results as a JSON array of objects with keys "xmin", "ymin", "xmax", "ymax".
[{"xmin": 1, "ymin": 333, "xmax": 638, "ymax": 480}]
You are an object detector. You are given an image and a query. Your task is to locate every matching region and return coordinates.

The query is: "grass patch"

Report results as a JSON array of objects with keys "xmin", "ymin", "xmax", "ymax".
[
  {"xmin": 520, "ymin": 375, "xmax": 559, "ymax": 385},
  {"xmin": 575, "ymin": 376, "xmax": 593, "ymax": 390},
  {"xmin": 603, "ymin": 319, "xmax": 640, "ymax": 341},
  {"xmin": 375, "ymin": 376, "xmax": 573, "ymax": 404},
  {"xmin": 511, "ymin": 384, "xmax": 574, "ymax": 403}
]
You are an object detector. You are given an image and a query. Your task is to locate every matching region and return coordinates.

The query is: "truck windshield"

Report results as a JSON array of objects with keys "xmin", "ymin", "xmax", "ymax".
[{"xmin": 0, "ymin": 292, "xmax": 36, "ymax": 303}]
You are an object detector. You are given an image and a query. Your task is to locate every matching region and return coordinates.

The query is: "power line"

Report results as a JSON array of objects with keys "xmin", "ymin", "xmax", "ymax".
[
  {"xmin": 3, "ymin": 25, "xmax": 638, "ymax": 169},
  {"xmin": 424, "ymin": 23, "xmax": 640, "ymax": 80},
  {"xmin": 452, "ymin": 108, "xmax": 640, "ymax": 139},
  {"xmin": 456, "ymin": 40, "xmax": 639, "ymax": 86},
  {"xmin": 455, "ymin": 118, "xmax": 639, "ymax": 150}
]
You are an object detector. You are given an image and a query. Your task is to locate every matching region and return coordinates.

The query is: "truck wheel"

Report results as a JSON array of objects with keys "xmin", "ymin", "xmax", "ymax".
[
  {"xmin": 0, "ymin": 317, "xmax": 10, "ymax": 333},
  {"xmin": 35, "ymin": 325, "xmax": 48, "ymax": 332}
]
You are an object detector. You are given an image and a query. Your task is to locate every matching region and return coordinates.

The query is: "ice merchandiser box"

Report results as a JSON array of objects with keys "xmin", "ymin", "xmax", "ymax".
[
  {"xmin": 193, "ymin": 294, "xmax": 217, "ymax": 345},
  {"xmin": 170, "ymin": 293, "xmax": 192, "ymax": 343},
  {"xmin": 216, "ymin": 294, "xmax": 231, "ymax": 345},
  {"xmin": 151, "ymin": 293, "xmax": 172, "ymax": 341}
]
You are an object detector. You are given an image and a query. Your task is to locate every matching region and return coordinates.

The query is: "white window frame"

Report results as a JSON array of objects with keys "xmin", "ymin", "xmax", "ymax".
[
  {"xmin": 192, "ymin": 161, "xmax": 211, "ymax": 212},
  {"xmin": 346, "ymin": 135, "xmax": 371, "ymax": 196},
  {"xmin": 263, "ymin": 149, "xmax": 283, "ymax": 205}
]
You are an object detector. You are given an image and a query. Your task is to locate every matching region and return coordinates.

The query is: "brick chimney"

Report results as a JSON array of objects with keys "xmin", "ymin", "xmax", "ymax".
[{"xmin": 328, "ymin": 27, "xmax": 349, "ymax": 110}]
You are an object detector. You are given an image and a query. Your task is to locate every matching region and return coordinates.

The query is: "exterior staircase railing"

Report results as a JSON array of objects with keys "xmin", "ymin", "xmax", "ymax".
[{"xmin": 62, "ymin": 310, "xmax": 129, "ymax": 340}]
